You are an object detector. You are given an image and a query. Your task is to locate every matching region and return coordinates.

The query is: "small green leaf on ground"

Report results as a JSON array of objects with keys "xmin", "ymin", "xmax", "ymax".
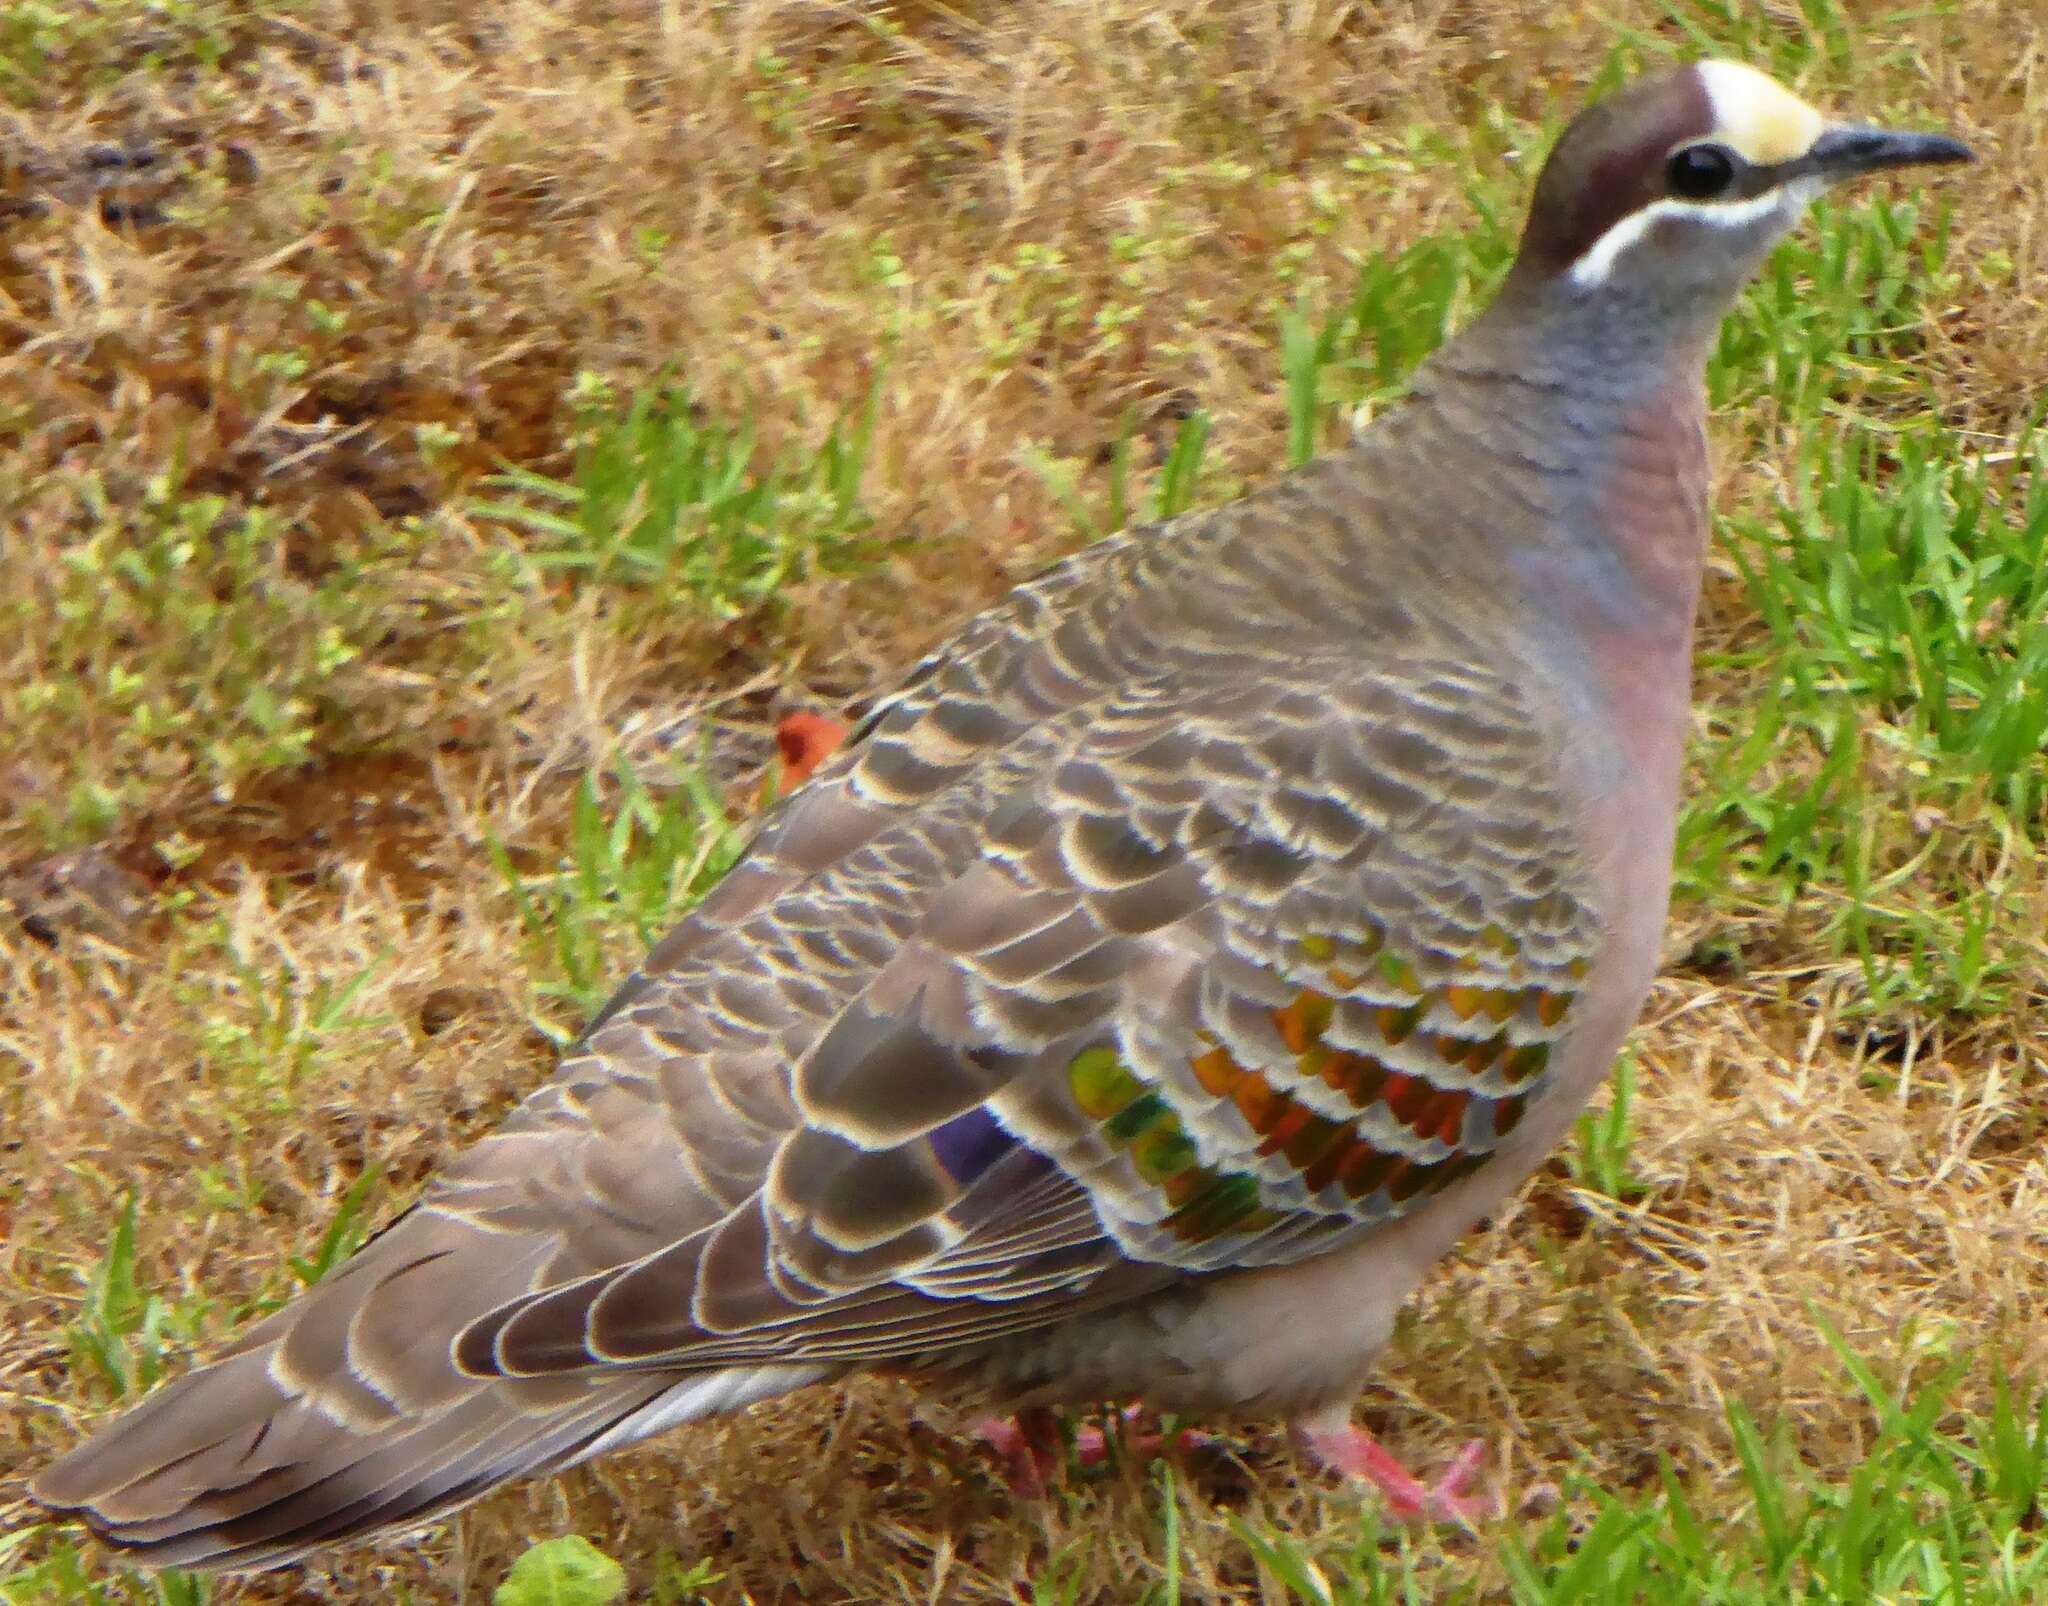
[{"xmin": 493, "ymin": 1536, "xmax": 626, "ymax": 1606}]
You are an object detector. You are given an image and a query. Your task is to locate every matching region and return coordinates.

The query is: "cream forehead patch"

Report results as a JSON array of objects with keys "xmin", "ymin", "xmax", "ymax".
[{"xmin": 1696, "ymin": 60, "xmax": 1825, "ymax": 165}]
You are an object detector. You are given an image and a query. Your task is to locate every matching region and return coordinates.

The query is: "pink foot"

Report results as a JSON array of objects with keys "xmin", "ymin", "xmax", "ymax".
[
  {"xmin": 1294, "ymin": 1421, "xmax": 1496, "ymax": 1524},
  {"xmin": 1071, "ymin": 1404, "xmax": 1219, "ymax": 1467},
  {"xmin": 976, "ymin": 1404, "xmax": 1221, "ymax": 1494}
]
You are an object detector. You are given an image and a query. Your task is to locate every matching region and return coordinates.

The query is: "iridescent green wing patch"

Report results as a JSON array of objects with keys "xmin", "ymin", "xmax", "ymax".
[{"xmin": 1062, "ymin": 916, "xmax": 1584, "ymax": 1253}]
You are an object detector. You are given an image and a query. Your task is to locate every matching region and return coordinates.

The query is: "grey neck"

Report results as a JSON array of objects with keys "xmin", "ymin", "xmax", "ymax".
[
  {"xmin": 1350, "ymin": 274, "xmax": 1722, "ymax": 653},
  {"xmin": 1432, "ymin": 270, "xmax": 1726, "ymax": 415}
]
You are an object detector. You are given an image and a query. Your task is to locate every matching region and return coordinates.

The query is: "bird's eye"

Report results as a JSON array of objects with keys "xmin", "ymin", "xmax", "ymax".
[{"xmin": 1666, "ymin": 143, "xmax": 1738, "ymax": 200}]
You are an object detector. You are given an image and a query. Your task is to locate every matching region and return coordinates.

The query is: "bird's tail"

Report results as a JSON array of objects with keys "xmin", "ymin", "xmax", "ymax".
[{"xmin": 29, "ymin": 1208, "xmax": 822, "ymax": 1572}]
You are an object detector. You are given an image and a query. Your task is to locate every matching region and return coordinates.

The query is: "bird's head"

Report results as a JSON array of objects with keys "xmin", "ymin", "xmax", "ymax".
[{"xmin": 1509, "ymin": 61, "xmax": 1971, "ymax": 313}]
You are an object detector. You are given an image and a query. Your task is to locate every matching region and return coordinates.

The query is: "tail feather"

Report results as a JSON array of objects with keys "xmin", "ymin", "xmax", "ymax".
[
  {"xmin": 34, "ymin": 1348, "xmax": 827, "ymax": 1571},
  {"xmin": 28, "ymin": 1203, "xmax": 826, "ymax": 1572},
  {"xmin": 45, "ymin": 1376, "xmax": 660, "ymax": 1570}
]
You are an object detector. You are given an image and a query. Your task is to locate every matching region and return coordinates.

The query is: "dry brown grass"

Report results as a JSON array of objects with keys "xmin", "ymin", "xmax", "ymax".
[{"xmin": 1, "ymin": 1, "xmax": 2043, "ymax": 1601}]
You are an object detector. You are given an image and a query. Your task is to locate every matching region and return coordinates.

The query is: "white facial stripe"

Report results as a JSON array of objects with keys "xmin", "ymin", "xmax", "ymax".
[
  {"xmin": 1696, "ymin": 60, "xmax": 1825, "ymax": 166},
  {"xmin": 1566, "ymin": 189, "xmax": 1791, "ymax": 289}
]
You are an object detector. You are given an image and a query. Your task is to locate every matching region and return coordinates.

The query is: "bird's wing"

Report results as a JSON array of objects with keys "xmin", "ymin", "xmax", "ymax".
[{"xmin": 448, "ymin": 613, "xmax": 1603, "ymax": 1380}]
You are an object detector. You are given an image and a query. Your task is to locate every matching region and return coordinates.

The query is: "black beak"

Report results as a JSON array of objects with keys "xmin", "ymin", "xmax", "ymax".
[{"xmin": 1805, "ymin": 124, "xmax": 1975, "ymax": 181}]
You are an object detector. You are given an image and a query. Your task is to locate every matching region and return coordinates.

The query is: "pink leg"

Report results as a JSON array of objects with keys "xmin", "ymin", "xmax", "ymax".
[
  {"xmin": 973, "ymin": 1406, "xmax": 1060, "ymax": 1497},
  {"xmin": 1294, "ymin": 1420, "xmax": 1494, "ymax": 1524}
]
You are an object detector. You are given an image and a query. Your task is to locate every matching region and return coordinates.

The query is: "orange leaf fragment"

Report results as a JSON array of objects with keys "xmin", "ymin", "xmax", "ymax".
[{"xmin": 775, "ymin": 711, "xmax": 850, "ymax": 789}]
